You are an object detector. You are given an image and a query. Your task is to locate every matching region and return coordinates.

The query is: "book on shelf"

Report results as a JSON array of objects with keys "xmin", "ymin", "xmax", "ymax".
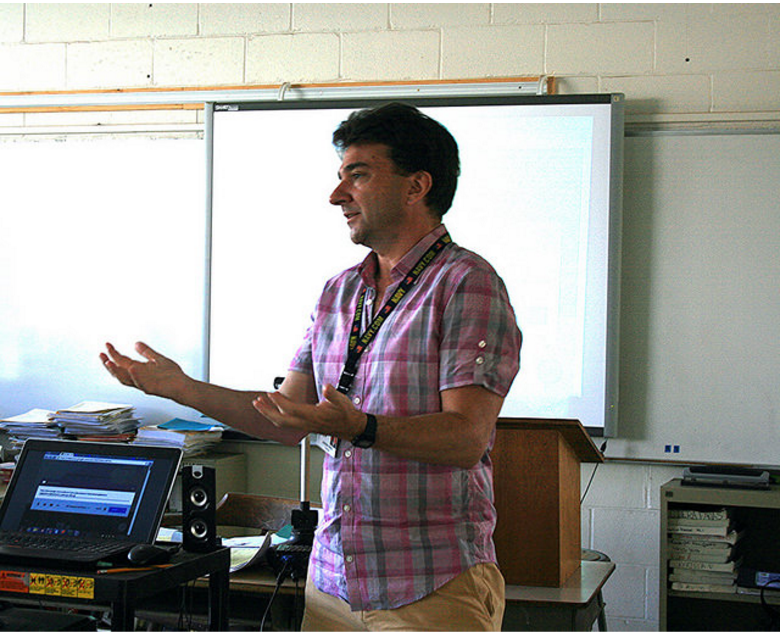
[
  {"xmin": 669, "ymin": 569, "xmax": 738, "ymax": 585},
  {"xmin": 668, "ymin": 506, "xmax": 733, "ymax": 522},
  {"xmin": 667, "ymin": 522, "xmax": 734, "ymax": 536},
  {"xmin": 669, "ymin": 557, "xmax": 743, "ymax": 573},
  {"xmin": 667, "ymin": 505, "xmax": 741, "ymax": 540},
  {"xmin": 669, "ymin": 538, "xmax": 735, "ymax": 553},
  {"xmin": 668, "ymin": 545, "xmax": 738, "ymax": 563},
  {"xmin": 671, "ymin": 581, "xmax": 737, "ymax": 594},
  {"xmin": 669, "ymin": 528, "xmax": 745, "ymax": 546}
]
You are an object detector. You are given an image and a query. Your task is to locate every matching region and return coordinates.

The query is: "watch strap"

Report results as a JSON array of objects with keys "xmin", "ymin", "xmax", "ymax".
[{"xmin": 351, "ymin": 413, "xmax": 377, "ymax": 448}]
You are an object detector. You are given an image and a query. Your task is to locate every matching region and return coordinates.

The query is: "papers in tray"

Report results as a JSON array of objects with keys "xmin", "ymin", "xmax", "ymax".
[{"xmin": 133, "ymin": 418, "xmax": 224, "ymax": 457}]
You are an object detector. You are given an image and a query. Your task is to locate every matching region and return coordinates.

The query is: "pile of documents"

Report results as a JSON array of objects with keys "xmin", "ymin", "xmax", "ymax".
[
  {"xmin": 50, "ymin": 401, "xmax": 142, "ymax": 441},
  {"xmin": 133, "ymin": 417, "xmax": 224, "ymax": 457},
  {"xmin": 1, "ymin": 405, "xmax": 224, "ymax": 459},
  {"xmin": 0, "ymin": 408, "xmax": 62, "ymax": 446}
]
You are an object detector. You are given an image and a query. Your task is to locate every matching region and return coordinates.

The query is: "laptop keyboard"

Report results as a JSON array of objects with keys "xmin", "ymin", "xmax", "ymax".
[{"xmin": 0, "ymin": 533, "xmax": 129, "ymax": 556}]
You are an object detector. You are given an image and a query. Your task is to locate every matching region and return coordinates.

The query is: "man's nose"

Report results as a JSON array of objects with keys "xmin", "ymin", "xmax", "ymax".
[{"xmin": 330, "ymin": 181, "xmax": 350, "ymax": 206}]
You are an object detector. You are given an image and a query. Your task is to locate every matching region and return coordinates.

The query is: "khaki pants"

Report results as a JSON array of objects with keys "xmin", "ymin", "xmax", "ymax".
[{"xmin": 301, "ymin": 563, "xmax": 505, "ymax": 631}]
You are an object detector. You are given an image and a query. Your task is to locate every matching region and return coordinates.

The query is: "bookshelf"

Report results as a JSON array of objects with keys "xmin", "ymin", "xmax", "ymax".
[{"xmin": 660, "ymin": 479, "xmax": 780, "ymax": 630}]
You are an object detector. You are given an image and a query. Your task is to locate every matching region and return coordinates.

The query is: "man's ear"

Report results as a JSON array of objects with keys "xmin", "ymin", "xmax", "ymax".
[{"xmin": 406, "ymin": 170, "xmax": 433, "ymax": 206}]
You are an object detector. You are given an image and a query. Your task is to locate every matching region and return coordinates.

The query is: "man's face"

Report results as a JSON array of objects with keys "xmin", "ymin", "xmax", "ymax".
[{"xmin": 330, "ymin": 143, "xmax": 413, "ymax": 248}]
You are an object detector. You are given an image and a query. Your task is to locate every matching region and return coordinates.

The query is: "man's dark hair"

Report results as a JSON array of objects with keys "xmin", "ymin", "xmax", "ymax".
[{"xmin": 332, "ymin": 102, "xmax": 460, "ymax": 217}]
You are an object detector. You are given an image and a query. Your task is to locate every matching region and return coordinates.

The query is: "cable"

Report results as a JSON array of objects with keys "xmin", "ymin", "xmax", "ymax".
[
  {"xmin": 760, "ymin": 579, "xmax": 780, "ymax": 630},
  {"xmin": 294, "ymin": 578, "xmax": 302, "ymax": 629},
  {"xmin": 581, "ymin": 440, "xmax": 608, "ymax": 504},
  {"xmin": 260, "ymin": 558, "xmax": 291, "ymax": 632},
  {"xmin": 175, "ymin": 578, "xmax": 198, "ymax": 630}
]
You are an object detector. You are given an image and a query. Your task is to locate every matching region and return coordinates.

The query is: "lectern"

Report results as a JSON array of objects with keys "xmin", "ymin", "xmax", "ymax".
[{"xmin": 492, "ymin": 418, "xmax": 604, "ymax": 587}]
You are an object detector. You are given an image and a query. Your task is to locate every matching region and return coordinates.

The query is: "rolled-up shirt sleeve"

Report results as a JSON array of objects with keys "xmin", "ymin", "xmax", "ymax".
[{"xmin": 438, "ymin": 264, "xmax": 522, "ymax": 398}]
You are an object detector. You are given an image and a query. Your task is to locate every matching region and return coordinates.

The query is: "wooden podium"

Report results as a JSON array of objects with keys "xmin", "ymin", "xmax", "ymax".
[{"xmin": 492, "ymin": 418, "xmax": 604, "ymax": 587}]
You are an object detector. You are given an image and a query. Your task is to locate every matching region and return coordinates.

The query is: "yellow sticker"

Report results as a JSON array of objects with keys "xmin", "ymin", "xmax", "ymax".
[
  {"xmin": 27, "ymin": 573, "xmax": 93, "ymax": 599},
  {"xmin": 44, "ymin": 574, "xmax": 62, "ymax": 596},
  {"xmin": 29, "ymin": 573, "xmax": 47, "ymax": 595},
  {"xmin": 77, "ymin": 576, "xmax": 95, "ymax": 599},
  {"xmin": 61, "ymin": 575, "xmax": 78, "ymax": 598}
]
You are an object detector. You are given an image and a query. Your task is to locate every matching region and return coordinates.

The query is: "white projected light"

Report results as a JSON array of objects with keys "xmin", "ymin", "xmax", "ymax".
[
  {"xmin": 209, "ymin": 95, "xmax": 623, "ymax": 436},
  {"xmin": 0, "ymin": 136, "xmax": 206, "ymax": 424}
]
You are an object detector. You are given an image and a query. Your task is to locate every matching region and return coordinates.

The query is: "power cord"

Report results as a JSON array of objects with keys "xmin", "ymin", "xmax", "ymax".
[
  {"xmin": 260, "ymin": 558, "xmax": 291, "ymax": 631},
  {"xmin": 581, "ymin": 440, "xmax": 608, "ymax": 504},
  {"xmin": 173, "ymin": 577, "xmax": 200, "ymax": 630}
]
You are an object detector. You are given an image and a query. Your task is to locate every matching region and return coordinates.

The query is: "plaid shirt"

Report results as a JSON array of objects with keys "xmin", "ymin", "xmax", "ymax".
[{"xmin": 289, "ymin": 224, "xmax": 522, "ymax": 611}]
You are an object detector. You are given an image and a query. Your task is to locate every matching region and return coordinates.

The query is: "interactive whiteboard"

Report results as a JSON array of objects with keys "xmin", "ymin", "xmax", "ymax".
[{"xmin": 208, "ymin": 94, "xmax": 624, "ymax": 436}]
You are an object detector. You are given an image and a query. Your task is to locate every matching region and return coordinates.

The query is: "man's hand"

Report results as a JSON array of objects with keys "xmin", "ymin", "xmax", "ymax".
[
  {"xmin": 100, "ymin": 342, "xmax": 190, "ymax": 402},
  {"xmin": 252, "ymin": 383, "xmax": 365, "ymax": 441}
]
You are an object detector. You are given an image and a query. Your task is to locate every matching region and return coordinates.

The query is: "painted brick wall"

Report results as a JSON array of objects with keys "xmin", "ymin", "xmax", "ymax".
[
  {"xmin": 1, "ymin": 3, "xmax": 778, "ymax": 118},
  {"xmin": 2, "ymin": 4, "xmax": 779, "ymax": 629}
]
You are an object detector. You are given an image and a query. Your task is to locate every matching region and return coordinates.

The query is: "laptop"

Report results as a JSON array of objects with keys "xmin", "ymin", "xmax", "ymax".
[{"xmin": 0, "ymin": 438, "xmax": 182, "ymax": 566}]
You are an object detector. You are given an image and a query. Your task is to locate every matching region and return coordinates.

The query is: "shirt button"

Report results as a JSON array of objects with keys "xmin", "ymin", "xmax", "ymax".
[
  {"xmin": 478, "ymin": 340, "xmax": 487, "ymax": 348},
  {"xmin": 475, "ymin": 356, "xmax": 485, "ymax": 365},
  {"xmin": 344, "ymin": 449, "xmax": 352, "ymax": 459},
  {"xmin": 343, "ymin": 504, "xmax": 351, "ymax": 513},
  {"xmin": 346, "ymin": 555, "xmax": 354, "ymax": 563},
  {"xmin": 352, "ymin": 396, "xmax": 361, "ymax": 406}
]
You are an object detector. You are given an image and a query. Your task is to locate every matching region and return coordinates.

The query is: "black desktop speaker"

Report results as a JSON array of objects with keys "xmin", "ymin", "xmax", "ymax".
[{"xmin": 181, "ymin": 464, "xmax": 219, "ymax": 553}]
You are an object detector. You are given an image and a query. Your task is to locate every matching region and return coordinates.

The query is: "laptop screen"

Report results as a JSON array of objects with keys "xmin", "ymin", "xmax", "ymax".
[{"xmin": 0, "ymin": 439, "xmax": 182, "ymax": 544}]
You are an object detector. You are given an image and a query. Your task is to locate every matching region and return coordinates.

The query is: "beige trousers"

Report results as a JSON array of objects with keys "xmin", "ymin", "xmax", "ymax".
[{"xmin": 301, "ymin": 563, "xmax": 505, "ymax": 631}]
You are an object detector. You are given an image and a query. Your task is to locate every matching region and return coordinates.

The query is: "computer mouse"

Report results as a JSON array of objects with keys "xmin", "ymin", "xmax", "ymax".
[{"xmin": 127, "ymin": 543, "xmax": 175, "ymax": 566}]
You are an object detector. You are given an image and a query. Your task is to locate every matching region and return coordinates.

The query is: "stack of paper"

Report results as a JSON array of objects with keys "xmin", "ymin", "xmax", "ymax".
[
  {"xmin": 50, "ymin": 401, "xmax": 141, "ymax": 441},
  {"xmin": 0, "ymin": 408, "xmax": 63, "ymax": 447},
  {"xmin": 668, "ymin": 506, "xmax": 743, "ymax": 594},
  {"xmin": 133, "ymin": 417, "xmax": 223, "ymax": 457}
]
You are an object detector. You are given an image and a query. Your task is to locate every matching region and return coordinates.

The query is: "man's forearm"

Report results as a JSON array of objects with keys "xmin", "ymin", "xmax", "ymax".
[
  {"xmin": 372, "ymin": 410, "xmax": 493, "ymax": 469},
  {"xmin": 176, "ymin": 376, "xmax": 306, "ymax": 446},
  {"xmin": 368, "ymin": 385, "xmax": 505, "ymax": 469}
]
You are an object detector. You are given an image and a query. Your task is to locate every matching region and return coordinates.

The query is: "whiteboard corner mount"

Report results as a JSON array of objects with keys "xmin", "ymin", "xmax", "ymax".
[{"xmin": 278, "ymin": 82, "xmax": 292, "ymax": 102}]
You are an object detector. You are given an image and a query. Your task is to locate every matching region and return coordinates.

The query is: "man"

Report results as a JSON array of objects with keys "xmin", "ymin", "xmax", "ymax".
[{"xmin": 101, "ymin": 102, "xmax": 521, "ymax": 630}]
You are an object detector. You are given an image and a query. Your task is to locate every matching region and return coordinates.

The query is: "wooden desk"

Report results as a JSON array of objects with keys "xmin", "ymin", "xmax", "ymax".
[
  {"xmin": 503, "ymin": 560, "xmax": 615, "ymax": 631},
  {"xmin": 0, "ymin": 547, "xmax": 231, "ymax": 631},
  {"xmin": 206, "ymin": 560, "xmax": 615, "ymax": 631},
  {"xmin": 143, "ymin": 559, "xmax": 613, "ymax": 631}
]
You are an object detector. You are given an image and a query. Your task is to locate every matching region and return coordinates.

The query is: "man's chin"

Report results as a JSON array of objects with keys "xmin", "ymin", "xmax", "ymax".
[{"xmin": 348, "ymin": 227, "xmax": 366, "ymax": 246}]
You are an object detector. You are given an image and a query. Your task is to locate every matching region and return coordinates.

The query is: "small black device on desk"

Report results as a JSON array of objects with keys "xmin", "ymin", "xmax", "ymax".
[
  {"xmin": 267, "ymin": 501, "xmax": 317, "ymax": 581},
  {"xmin": 682, "ymin": 465, "xmax": 771, "ymax": 489},
  {"xmin": 127, "ymin": 543, "xmax": 180, "ymax": 566}
]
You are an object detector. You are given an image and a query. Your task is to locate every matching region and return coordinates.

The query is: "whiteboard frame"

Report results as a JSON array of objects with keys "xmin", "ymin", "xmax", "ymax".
[{"xmin": 204, "ymin": 92, "xmax": 625, "ymax": 438}]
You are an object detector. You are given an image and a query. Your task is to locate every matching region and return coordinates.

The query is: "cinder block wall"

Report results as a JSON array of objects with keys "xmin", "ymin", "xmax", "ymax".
[{"xmin": 2, "ymin": 4, "xmax": 779, "ymax": 629}]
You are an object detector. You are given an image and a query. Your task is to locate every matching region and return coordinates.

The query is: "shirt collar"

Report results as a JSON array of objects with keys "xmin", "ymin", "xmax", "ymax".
[{"xmin": 358, "ymin": 224, "xmax": 449, "ymax": 286}]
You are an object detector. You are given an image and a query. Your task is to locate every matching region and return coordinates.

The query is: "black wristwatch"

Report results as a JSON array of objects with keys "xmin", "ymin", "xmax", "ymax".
[{"xmin": 351, "ymin": 413, "xmax": 377, "ymax": 449}]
